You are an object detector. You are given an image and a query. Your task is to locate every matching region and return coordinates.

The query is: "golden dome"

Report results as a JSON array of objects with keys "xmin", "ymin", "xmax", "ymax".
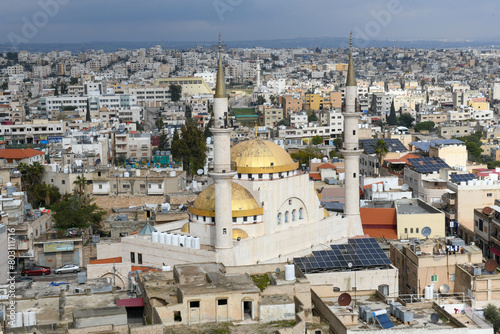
[
  {"xmin": 232, "ymin": 228, "xmax": 248, "ymax": 240},
  {"xmin": 189, "ymin": 182, "xmax": 263, "ymax": 218},
  {"xmin": 181, "ymin": 222, "xmax": 190, "ymax": 233},
  {"xmin": 231, "ymin": 139, "xmax": 298, "ymax": 174}
]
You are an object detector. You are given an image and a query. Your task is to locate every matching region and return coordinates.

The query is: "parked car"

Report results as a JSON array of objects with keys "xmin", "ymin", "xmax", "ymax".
[
  {"xmin": 22, "ymin": 266, "xmax": 50, "ymax": 276},
  {"xmin": 15, "ymin": 276, "xmax": 34, "ymax": 283},
  {"xmin": 54, "ymin": 264, "xmax": 81, "ymax": 274}
]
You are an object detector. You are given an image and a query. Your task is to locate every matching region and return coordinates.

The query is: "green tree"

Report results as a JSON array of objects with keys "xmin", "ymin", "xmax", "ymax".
[
  {"xmin": 312, "ymin": 135, "xmax": 323, "ymax": 146},
  {"xmin": 414, "ymin": 121, "xmax": 435, "ymax": 132},
  {"xmin": 85, "ymin": 99, "xmax": 91, "ymax": 122},
  {"xmin": 374, "ymin": 139, "xmax": 389, "ymax": 176},
  {"xmin": 32, "ymin": 182, "xmax": 61, "ymax": 208},
  {"xmin": 290, "ymin": 147, "xmax": 322, "ymax": 167},
  {"xmin": 308, "ymin": 111, "xmax": 318, "ymax": 122},
  {"xmin": 155, "ymin": 117, "xmax": 164, "ymax": 130},
  {"xmin": 73, "ymin": 175, "xmax": 87, "ymax": 196},
  {"xmin": 17, "ymin": 162, "xmax": 45, "ymax": 206},
  {"xmin": 387, "ymin": 100, "xmax": 398, "ymax": 125},
  {"xmin": 169, "ymin": 84, "xmax": 182, "ymax": 102},
  {"xmin": 398, "ymin": 113, "xmax": 415, "ymax": 128},
  {"xmin": 483, "ymin": 304, "xmax": 500, "ymax": 333},
  {"xmin": 114, "ymin": 153, "xmax": 127, "ymax": 166},
  {"xmin": 70, "ymin": 77, "xmax": 79, "ymax": 85},
  {"xmin": 158, "ymin": 132, "xmax": 169, "ymax": 151},
  {"xmin": 52, "ymin": 194, "xmax": 106, "ymax": 231},
  {"xmin": 257, "ymin": 95, "xmax": 266, "ymax": 105},
  {"xmin": 333, "ymin": 138, "xmax": 343, "ymax": 150},
  {"xmin": 171, "ymin": 119, "xmax": 207, "ymax": 177}
]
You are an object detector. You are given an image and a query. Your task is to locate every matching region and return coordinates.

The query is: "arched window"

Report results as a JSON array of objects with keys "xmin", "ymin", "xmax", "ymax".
[
  {"xmin": 292, "ymin": 209, "xmax": 296, "ymax": 221},
  {"xmin": 285, "ymin": 211, "xmax": 289, "ymax": 223},
  {"xmin": 299, "ymin": 208, "xmax": 304, "ymax": 220},
  {"xmin": 277, "ymin": 213, "xmax": 282, "ymax": 225}
]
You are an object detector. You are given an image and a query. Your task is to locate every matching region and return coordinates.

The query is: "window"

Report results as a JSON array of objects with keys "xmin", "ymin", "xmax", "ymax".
[
  {"xmin": 62, "ymin": 180, "xmax": 65, "ymax": 184},
  {"xmin": 277, "ymin": 213, "xmax": 282, "ymax": 224},
  {"xmin": 404, "ymin": 228, "xmax": 408, "ymax": 234},
  {"xmin": 223, "ymin": 228, "xmax": 227, "ymax": 235},
  {"xmin": 285, "ymin": 211, "xmax": 289, "ymax": 223},
  {"xmin": 98, "ymin": 185, "xmax": 102, "ymax": 189},
  {"xmin": 218, "ymin": 299, "xmax": 228, "ymax": 306},
  {"xmin": 138, "ymin": 253, "xmax": 142, "ymax": 265},
  {"xmin": 130, "ymin": 252, "xmax": 135, "ymax": 263},
  {"xmin": 353, "ymin": 173, "xmax": 356, "ymax": 178},
  {"xmin": 243, "ymin": 216, "xmax": 248, "ymax": 222},
  {"xmin": 449, "ymin": 273, "xmax": 455, "ymax": 282},
  {"xmin": 431, "ymin": 274, "xmax": 438, "ymax": 282},
  {"xmin": 190, "ymin": 301, "xmax": 200, "ymax": 308},
  {"xmin": 416, "ymin": 228, "xmax": 419, "ymax": 234},
  {"xmin": 299, "ymin": 208, "xmax": 304, "ymax": 219},
  {"xmin": 140, "ymin": 184, "xmax": 145, "ymax": 189},
  {"xmin": 158, "ymin": 184, "xmax": 162, "ymax": 189},
  {"xmin": 174, "ymin": 311, "xmax": 182, "ymax": 322},
  {"xmin": 410, "ymin": 228, "xmax": 414, "ymax": 233},
  {"xmin": 488, "ymin": 193, "xmax": 493, "ymax": 197},
  {"xmin": 258, "ymin": 173, "xmax": 263, "ymax": 179},
  {"xmin": 292, "ymin": 210, "xmax": 296, "ymax": 221}
]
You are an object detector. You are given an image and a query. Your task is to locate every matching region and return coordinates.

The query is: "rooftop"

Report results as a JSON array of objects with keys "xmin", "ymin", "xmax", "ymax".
[{"xmin": 395, "ymin": 199, "xmax": 442, "ymax": 215}]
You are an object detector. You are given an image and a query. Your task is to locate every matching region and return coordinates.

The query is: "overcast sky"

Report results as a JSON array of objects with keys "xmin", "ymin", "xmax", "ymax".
[{"xmin": 1, "ymin": 0, "xmax": 499, "ymax": 44}]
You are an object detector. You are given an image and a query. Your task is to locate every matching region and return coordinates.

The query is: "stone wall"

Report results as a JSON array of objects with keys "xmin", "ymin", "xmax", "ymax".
[{"xmin": 94, "ymin": 195, "xmax": 166, "ymax": 212}]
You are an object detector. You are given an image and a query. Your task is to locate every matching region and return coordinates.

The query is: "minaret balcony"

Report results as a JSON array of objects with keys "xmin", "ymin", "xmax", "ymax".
[{"xmin": 208, "ymin": 161, "xmax": 237, "ymax": 173}]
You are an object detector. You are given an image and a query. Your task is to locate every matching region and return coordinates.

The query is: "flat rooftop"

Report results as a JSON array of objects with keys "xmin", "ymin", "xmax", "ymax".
[
  {"xmin": 396, "ymin": 199, "xmax": 442, "ymax": 215},
  {"xmin": 326, "ymin": 294, "xmax": 481, "ymax": 331}
]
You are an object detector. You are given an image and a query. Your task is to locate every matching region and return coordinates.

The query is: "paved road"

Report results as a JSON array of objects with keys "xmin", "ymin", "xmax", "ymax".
[
  {"xmin": 144, "ymin": 107, "xmax": 159, "ymax": 131},
  {"xmin": 21, "ymin": 270, "xmax": 86, "ymax": 283}
]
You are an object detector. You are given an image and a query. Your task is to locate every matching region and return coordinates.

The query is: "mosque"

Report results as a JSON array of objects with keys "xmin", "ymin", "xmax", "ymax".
[{"xmin": 118, "ymin": 36, "xmax": 363, "ymax": 267}]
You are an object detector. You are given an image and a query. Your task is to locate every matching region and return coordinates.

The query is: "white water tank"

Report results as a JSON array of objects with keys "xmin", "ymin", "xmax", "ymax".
[
  {"xmin": 169, "ymin": 171, "xmax": 176, "ymax": 177},
  {"xmin": 135, "ymin": 169, "xmax": 141, "ymax": 177},
  {"xmin": 285, "ymin": 264, "xmax": 296, "ymax": 281},
  {"xmin": 383, "ymin": 182, "xmax": 390, "ymax": 192},
  {"xmin": 162, "ymin": 265, "xmax": 172, "ymax": 272},
  {"xmin": 6, "ymin": 182, "xmax": 12, "ymax": 187},
  {"xmin": 378, "ymin": 183, "xmax": 384, "ymax": 192},
  {"xmin": 124, "ymin": 172, "xmax": 130, "ymax": 178},
  {"xmin": 23, "ymin": 311, "xmax": 36, "ymax": 326},
  {"xmin": 171, "ymin": 234, "xmax": 180, "ymax": 246},
  {"xmin": 165, "ymin": 233, "xmax": 172, "ymax": 245},
  {"xmin": 424, "ymin": 285, "xmax": 434, "ymax": 300},
  {"xmin": 372, "ymin": 183, "xmax": 377, "ymax": 192},
  {"xmin": 152, "ymin": 231, "xmax": 159, "ymax": 243},
  {"xmin": 460, "ymin": 181, "xmax": 466, "ymax": 186},
  {"xmin": 185, "ymin": 236, "xmax": 193, "ymax": 248},
  {"xmin": 159, "ymin": 232, "xmax": 167, "ymax": 244},
  {"xmin": 178, "ymin": 235, "xmax": 186, "ymax": 247},
  {"xmin": 63, "ymin": 168, "xmax": 69, "ymax": 173},
  {"xmin": 193, "ymin": 237, "xmax": 201, "ymax": 249},
  {"xmin": 467, "ymin": 180, "xmax": 474, "ymax": 186}
]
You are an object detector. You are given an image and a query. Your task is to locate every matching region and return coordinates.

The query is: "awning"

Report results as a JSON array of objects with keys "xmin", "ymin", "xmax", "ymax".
[
  {"xmin": 116, "ymin": 298, "xmax": 145, "ymax": 307},
  {"xmin": 490, "ymin": 247, "xmax": 500, "ymax": 257},
  {"xmin": 492, "ymin": 205, "xmax": 500, "ymax": 213}
]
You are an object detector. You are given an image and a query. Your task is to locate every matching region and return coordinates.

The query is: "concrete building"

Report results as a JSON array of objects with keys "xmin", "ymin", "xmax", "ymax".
[
  {"xmin": 0, "ymin": 148, "xmax": 45, "ymax": 167},
  {"xmin": 395, "ymin": 199, "xmax": 445, "ymax": 239},
  {"xmin": 155, "ymin": 77, "xmax": 213, "ymax": 96},
  {"xmin": 390, "ymin": 238, "xmax": 483, "ymax": 295}
]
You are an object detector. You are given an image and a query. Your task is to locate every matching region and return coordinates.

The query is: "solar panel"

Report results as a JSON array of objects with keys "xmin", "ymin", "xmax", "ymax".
[
  {"xmin": 294, "ymin": 238, "xmax": 392, "ymax": 273},
  {"xmin": 450, "ymin": 173, "xmax": 477, "ymax": 183},
  {"xmin": 359, "ymin": 138, "xmax": 408, "ymax": 155},
  {"xmin": 407, "ymin": 157, "xmax": 450, "ymax": 173},
  {"xmin": 376, "ymin": 313, "xmax": 394, "ymax": 329}
]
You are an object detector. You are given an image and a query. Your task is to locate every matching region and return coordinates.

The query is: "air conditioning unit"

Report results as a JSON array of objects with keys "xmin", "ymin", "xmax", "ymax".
[{"xmin": 386, "ymin": 298, "xmax": 395, "ymax": 305}]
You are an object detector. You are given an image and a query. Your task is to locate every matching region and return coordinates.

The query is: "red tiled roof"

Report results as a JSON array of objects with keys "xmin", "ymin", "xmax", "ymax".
[
  {"xmin": 309, "ymin": 173, "xmax": 321, "ymax": 180},
  {"xmin": 317, "ymin": 163, "xmax": 337, "ymax": 170},
  {"xmin": 0, "ymin": 148, "xmax": 44, "ymax": 159},
  {"xmin": 385, "ymin": 153, "xmax": 420, "ymax": 165},
  {"xmin": 360, "ymin": 208, "xmax": 398, "ymax": 239},
  {"xmin": 90, "ymin": 257, "xmax": 122, "ymax": 264},
  {"xmin": 363, "ymin": 181, "xmax": 383, "ymax": 190},
  {"xmin": 116, "ymin": 298, "xmax": 145, "ymax": 307}
]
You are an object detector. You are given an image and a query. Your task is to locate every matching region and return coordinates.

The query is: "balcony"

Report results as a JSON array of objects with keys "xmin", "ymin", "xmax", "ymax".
[{"xmin": 442, "ymin": 193, "xmax": 456, "ymax": 206}]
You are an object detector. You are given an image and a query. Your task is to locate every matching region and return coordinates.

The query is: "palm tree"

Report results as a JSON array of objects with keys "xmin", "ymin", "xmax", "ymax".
[
  {"xmin": 373, "ymin": 139, "xmax": 389, "ymax": 176},
  {"xmin": 73, "ymin": 175, "xmax": 87, "ymax": 196}
]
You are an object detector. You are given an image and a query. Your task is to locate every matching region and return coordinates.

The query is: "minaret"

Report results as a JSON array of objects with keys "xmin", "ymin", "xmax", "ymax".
[
  {"xmin": 211, "ymin": 34, "xmax": 236, "ymax": 265},
  {"xmin": 341, "ymin": 34, "xmax": 363, "ymax": 232},
  {"xmin": 256, "ymin": 57, "xmax": 261, "ymax": 88}
]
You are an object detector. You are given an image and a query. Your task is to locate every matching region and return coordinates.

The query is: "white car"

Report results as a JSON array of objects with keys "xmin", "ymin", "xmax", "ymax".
[{"xmin": 54, "ymin": 264, "xmax": 81, "ymax": 274}]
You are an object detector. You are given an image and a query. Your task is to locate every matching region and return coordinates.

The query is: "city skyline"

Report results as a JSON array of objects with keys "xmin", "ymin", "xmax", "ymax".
[{"xmin": 2, "ymin": 0, "xmax": 500, "ymax": 46}]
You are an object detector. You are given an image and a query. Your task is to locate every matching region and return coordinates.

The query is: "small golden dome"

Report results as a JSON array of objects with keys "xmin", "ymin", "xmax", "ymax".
[
  {"xmin": 189, "ymin": 182, "xmax": 263, "ymax": 218},
  {"xmin": 232, "ymin": 228, "xmax": 248, "ymax": 240},
  {"xmin": 181, "ymin": 222, "xmax": 190, "ymax": 233},
  {"xmin": 231, "ymin": 139, "xmax": 298, "ymax": 174}
]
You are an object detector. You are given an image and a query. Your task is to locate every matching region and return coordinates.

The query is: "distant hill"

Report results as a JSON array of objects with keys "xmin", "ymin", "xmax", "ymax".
[{"xmin": 1, "ymin": 37, "xmax": 500, "ymax": 53}]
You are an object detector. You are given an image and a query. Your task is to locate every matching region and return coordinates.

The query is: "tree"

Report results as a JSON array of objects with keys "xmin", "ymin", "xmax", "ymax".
[
  {"xmin": 73, "ymin": 175, "xmax": 87, "ymax": 196},
  {"xmin": 171, "ymin": 119, "xmax": 207, "ymax": 177},
  {"xmin": 414, "ymin": 121, "xmax": 435, "ymax": 132},
  {"xmin": 373, "ymin": 139, "xmax": 389, "ymax": 176},
  {"xmin": 85, "ymin": 99, "xmax": 91, "ymax": 122},
  {"xmin": 387, "ymin": 100, "xmax": 398, "ymax": 125},
  {"xmin": 290, "ymin": 147, "xmax": 322, "ymax": 167},
  {"xmin": 483, "ymin": 304, "xmax": 500, "ymax": 333},
  {"xmin": 398, "ymin": 113, "xmax": 415, "ymax": 128},
  {"xmin": 158, "ymin": 132, "xmax": 169, "ymax": 151},
  {"xmin": 155, "ymin": 117, "xmax": 164, "ymax": 130},
  {"xmin": 257, "ymin": 95, "xmax": 266, "ymax": 105},
  {"xmin": 308, "ymin": 111, "xmax": 318, "ymax": 122},
  {"xmin": 52, "ymin": 194, "xmax": 106, "ymax": 231},
  {"xmin": 169, "ymin": 84, "xmax": 182, "ymax": 102},
  {"xmin": 70, "ymin": 77, "xmax": 79, "ymax": 85},
  {"xmin": 333, "ymin": 138, "xmax": 343, "ymax": 150},
  {"xmin": 312, "ymin": 135, "xmax": 323, "ymax": 146},
  {"xmin": 18, "ymin": 162, "xmax": 45, "ymax": 206},
  {"xmin": 32, "ymin": 182, "xmax": 61, "ymax": 208},
  {"xmin": 114, "ymin": 153, "xmax": 127, "ymax": 166}
]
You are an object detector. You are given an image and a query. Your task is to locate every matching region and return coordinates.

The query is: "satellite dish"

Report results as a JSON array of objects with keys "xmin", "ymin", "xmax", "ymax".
[
  {"xmin": 197, "ymin": 169, "xmax": 204, "ymax": 175},
  {"xmin": 421, "ymin": 227, "xmax": 432, "ymax": 238},
  {"xmin": 483, "ymin": 207, "xmax": 493, "ymax": 215},
  {"xmin": 402, "ymin": 184, "xmax": 409, "ymax": 191},
  {"xmin": 338, "ymin": 293, "xmax": 352, "ymax": 306},
  {"xmin": 439, "ymin": 284, "xmax": 450, "ymax": 294},
  {"xmin": 485, "ymin": 259, "xmax": 497, "ymax": 272},
  {"xmin": 276, "ymin": 268, "xmax": 281, "ymax": 274},
  {"xmin": 430, "ymin": 313, "xmax": 439, "ymax": 324}
]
